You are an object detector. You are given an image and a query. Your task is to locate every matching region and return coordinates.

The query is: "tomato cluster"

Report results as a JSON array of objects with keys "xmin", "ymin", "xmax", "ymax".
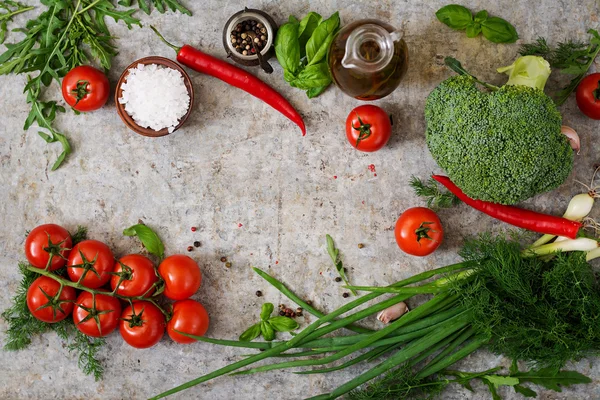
[{"xmin": 24, "ymin": 224, "xmax": 210, "ymax": 348}]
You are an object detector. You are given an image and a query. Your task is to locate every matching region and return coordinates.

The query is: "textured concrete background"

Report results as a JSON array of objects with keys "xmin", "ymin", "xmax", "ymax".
[{"xmin": 1, "ymin": 0, "xmax": 599, "ymax": 399}]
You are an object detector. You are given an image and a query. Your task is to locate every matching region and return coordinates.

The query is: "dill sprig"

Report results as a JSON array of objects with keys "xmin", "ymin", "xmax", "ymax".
[
  {"xmin": 68, "ymin": 331, "xmax": 106, "ymax": 381},
  {"xmin": 409, "ymin": 176, "xmax": 460, "ymax": 210}
]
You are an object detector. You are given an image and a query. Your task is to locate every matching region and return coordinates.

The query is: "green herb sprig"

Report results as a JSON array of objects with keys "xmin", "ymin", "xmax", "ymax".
[
  {"xmin": 519, "ymin": 29, "xmax": 600, "ymax": 105},
  {"xmin": 117, "ymin": 0, "xmax": 190, "ymax": 15},
  {"xmin": 409, "ymin": 176, "xmax": 460, "ymax": 210},
  {"xmin": 326, "ymin": 234, "xmax": 357, "ymax": 296},
  {"xmin": 436, "ymin": 4, "xmax": 518, "ymax": 43},
  {"xmin": 0, "ymin": 1, "xmax": 33, "ymax": 44},
  {"xmin": 239, "ymin": 303, "xmax": 299, "ymax": 342}
]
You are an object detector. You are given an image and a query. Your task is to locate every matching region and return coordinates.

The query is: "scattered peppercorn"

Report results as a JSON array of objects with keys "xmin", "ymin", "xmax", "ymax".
[
  {"xmin": 220, "ymin": 256, "xmax": 227, "ymax": 262},
  {"xmin": 279, "ymin": 304, "xmax": 285, "ymax": 310},
  {"xmin": 344, "ymin": 267, "xmax": 348, "ymax": 273},
  {"xmin": 342, "ymin": 292, "xmax": 350, "ymax": 298},
  {"xmin": 279, "ymin": 310, "xmax": 286, "ymax": 316},
  {"xmin": 225, "ymin": 262, "xmax": 232, "ymax": 268},
  {"xmin": 306, "ymin": 300, "xmax": 313, "ymax": 306},
  {"xmin": 193, "ymin": 241, "xmax": 201, "ymax": 247},
  {"xmin": 335, "ymin": 277, "xmax": 342, "ymax": 283},
  {"xmin": 187, "ymin": 246, "xmax": 193, "ymax": 252},
  {"xmin": 231, "ymin": 20, "xmax": 269, "ymax": 55},
  {"xmin": 255, "ymin": 290, "xmax": 262, "ymax": 297},
  {"xmin": 358, "ymin": 243, "xmax": 364, "ymax": 249},
  {"xmin": 191, "ymin": 226, "xmax": 197, "ymax": 232},
  {"xmin": 594, "ymin": 163, "xmax": 600, "ymax": 171},
  {"xmin": 296, "ymin": 307, "xmax": 303, "ymax": 316}
]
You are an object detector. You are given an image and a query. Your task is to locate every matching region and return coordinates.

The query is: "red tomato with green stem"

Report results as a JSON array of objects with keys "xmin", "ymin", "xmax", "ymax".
[
  {"xmin": 111, "ymin": 254, "xmax": 158, "ymax": 298},
  {"xmin": 61, "ymin": 65, "xmax": 110, "ymax": 112},
  {"xmin": 67, "ymin": 240, "xmax": 114, "ymax": 289},
  {"xmin": 158, "ymin": 255, "xmax": 202, "ymax": 300},
  {"xmin": 345, "ymin": 105, "xmax": 392, "ymax": 152},
  {"xmin": 167, "ymin": 299, "xmax": 210, "ymax": 344},
  {"xmin": 25, "ymin": 224, "xmax": 72, "ymax": 270},
  {"xmin": 576, "ymin": 73, "xmax": 600, "ymax": 120},
  {"xmin": 395, "ymin": 207, "xmax": 443, "ymax": 257},
  {"xmin": 73, "ymin": 291, "xmax": 121, "ymax": 337},
  {"xmin": 27, "ymin": 276, "xmax": 76, "ymax": 323},
  {"xmin": 119, "ymin": 301, "xmax": 165, "ymax": 348}
]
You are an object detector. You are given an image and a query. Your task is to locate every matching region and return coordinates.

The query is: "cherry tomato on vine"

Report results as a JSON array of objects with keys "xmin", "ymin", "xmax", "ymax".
[
  {"xmin": 119, "ymin": 301, "xmax": 165, "ymax": 349},
  {"xmin": 27, "ymin": 276, "xmax": 76, "ymax": 323},
  {"xmin": 167, "ymin": 299, "xmax": 210, "ymax": 344},
  {"xmin": 394, "ymin": 207, "xmax": 443, "ymax": 257},
  {"xmin": 61, "ymin": 66, "xmax": 110, "ymax": 112},
  {"xmin": 67, "ymin": 240, "xmax": 114, "ymax": 289},
  {"xmin": 345, "ymin": 105, "xmax": 392, "ymax": 152},
  {"xmin": 158, "ymin": 255, "xmax": 202, "ymax": 300},
  {"xmin": 72, "ymin": 291, "xmax": 121, "ymax": 337},
  {"xmin": 111, "ymin": 254, "xmax": 158, "ymax": 298},
  {"xmin": 25, "ymin": 224, "xmax": 72, "ymax": 270},
  {"xmin": 576, "ymin": 73, "xmax": 600, "ymax": 119}
]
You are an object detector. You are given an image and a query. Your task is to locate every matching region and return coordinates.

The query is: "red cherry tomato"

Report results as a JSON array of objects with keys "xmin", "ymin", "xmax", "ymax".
[
  {"xmin": 345, "ymin": 105, "xmax": 392, "ymax": 152},
  {"xmin": 67, "ymin": 240, "xmax": 114, "ymax": 289},
  {"xmin": 27, "ymin": 276, "xmax": 76, "ymax": 323},
  {"xmin": 576, "ymin": 73, "xmax": 600, "ymax": 119},
  {"xmin": 394, "ymin": 207, "xmax": 444, "ymax": 257},
  {"xmin": 61, "ymin": 66, "xmax": 110, "ymax": 112},
  {"xmin": 25, "ymin": 224, "xmax": 72, "ymax": 270},
  {"xmin": 119, "ymin": 301, "xmax": 165, "ymax": 349},
  {"xmin": 158, "ymin": 255, "xmax": 202, "ymax": 300},
  {"xmin": 111, "ymin": 254, "xmax": 158, "ymax": 298},
  {"xmin": 73, "ymin": 291, "xmax": 121, "ymax": 337},
  {"xmin": 167, "ymin": 299, "xmax": 210, "ymax": 344}
]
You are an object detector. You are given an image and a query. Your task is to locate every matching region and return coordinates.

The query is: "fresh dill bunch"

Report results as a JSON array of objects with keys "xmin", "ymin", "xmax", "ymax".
[
  {"xmin": 68, "ymin": 331, "xmax": 106, "ymax": 381},
  {"xmin": 409, "ymin": 176, "xmax": 460, "ymax": 210},
  {"xmin": 519, "ymin": 37, "xmax": 551, "ymax": 57},
  {"xmin": 71, "ymin": 225, "xmax": 88, "ymax": 244}
]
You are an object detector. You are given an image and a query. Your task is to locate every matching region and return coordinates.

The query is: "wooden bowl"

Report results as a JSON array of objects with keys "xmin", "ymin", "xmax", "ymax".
[{"xmin": 115, "ymin": 56, "xmax": 194, "ymax": 137}]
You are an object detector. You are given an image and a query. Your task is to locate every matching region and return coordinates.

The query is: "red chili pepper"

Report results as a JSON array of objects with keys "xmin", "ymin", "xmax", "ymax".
[
  {"xmin": 432, "ymin": 175, "xmax": 581, "ymax": 239},
  {"xmin": 151, "ymin": 27, "xmax": 306, "ymax": 136}
]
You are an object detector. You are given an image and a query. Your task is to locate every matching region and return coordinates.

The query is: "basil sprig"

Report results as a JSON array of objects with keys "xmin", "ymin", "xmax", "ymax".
[
  {"xmin": 436, "ymin": 4, "xmax": 518, "ymax": 43},
  {"xmin": 239, "ymin": 303, "xmax": 299, "ymax": 342},
  {"xmin": 275, "ymin": 11, "xmax": 340, "ymax": 98}
]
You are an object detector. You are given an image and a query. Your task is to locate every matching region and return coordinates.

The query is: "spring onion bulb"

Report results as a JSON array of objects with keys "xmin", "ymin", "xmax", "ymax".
[
  {"xmin": 523, "ymin": 237, "xmax": 599, "ymax": 258},
  {"xmin": 586, "ymin": 247, "xmax": 600, "ymax": 261},
  {"xmin": 377, "ymin": 302, "xmax": 408, "ymax": 324}
]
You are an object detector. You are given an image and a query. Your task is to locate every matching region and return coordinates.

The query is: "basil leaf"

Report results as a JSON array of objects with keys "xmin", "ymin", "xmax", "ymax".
[
  {"xmin": 436, "ymin": 5, "xmax": 473, "ymax": 30},
  {"xmin": 283, "ymin": 69, "xmax": 297, "ymax": 83},
  {"xmin": 268, "ymin": 316, "xmax": 299, "ymax": 332},
  {"xmin": 306, "ymin": 12, "xmax": 340, "ymax": 66},
  {"xmin": 466, "ymin": 22, "xmax": 481, "ymax": 38},
  {"xmin": 481, "ymin": 17, "xmax": 518, "ymax": 43},
  {"xmin": 123, "ymin": 223, "xmax": 165, "ymax": 259},
  {"xmin": 288, "ymin": 63, "xmax": 332, "ymax": 89},
  {"xmin": 307, "ymin": 85, "xmax": 328, "ymax": 98},
  {"xmin": 260, "ymin": 303, "xmax": 274, "ymax": 321},
  {"xmin": 474, "ymin": 10, "xmax": 488, "ymax": 23},
  {"xmin": 239, "ymin": 323, "xmax": 261, "ymax": 342},
  {"xmin": 275, "ymin": 21, "xmax": 301, "ymax": 75},
  {"xmin": 298, "ymin": 12, "xmax": 322, "ymax": 58},
  {"xmin": 261, "ymin": 321, "xmax": 275, "ymax": 341}
]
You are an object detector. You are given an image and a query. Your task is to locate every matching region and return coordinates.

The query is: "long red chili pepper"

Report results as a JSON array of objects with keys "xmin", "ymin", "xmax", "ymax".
[
  {"xmin": 151, "ymin": 27, "xmax": 306, "ymax": 136},
  {"xmin": 432, "ymin": 175, "xmax": 582, "ymax": 239}
]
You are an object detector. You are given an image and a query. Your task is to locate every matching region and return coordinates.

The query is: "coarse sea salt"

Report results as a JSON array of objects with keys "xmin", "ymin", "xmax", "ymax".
[{"xmin": 119, "ymin": 63, "xmax": 190, "ymax": 133}]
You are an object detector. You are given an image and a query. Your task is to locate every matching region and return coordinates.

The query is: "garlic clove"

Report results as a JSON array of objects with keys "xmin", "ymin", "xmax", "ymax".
[
  {"xmin": 561, "ymin": 125, "xmax": 581, "ymax": 154},
  {"xmin": 376, "ymin": 302, "xmax": 409, "ymax": 324}
]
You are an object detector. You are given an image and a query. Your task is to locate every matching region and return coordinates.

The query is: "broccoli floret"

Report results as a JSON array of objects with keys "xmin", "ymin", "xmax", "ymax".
[{"xmin": 425, "ymin": 74, "xmax": 573, "ymax": 205}]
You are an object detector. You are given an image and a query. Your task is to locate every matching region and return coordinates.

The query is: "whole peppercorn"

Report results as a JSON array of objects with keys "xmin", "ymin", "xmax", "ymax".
[
  {"xmin": 306, "ymin": 300, "xmax": 313, "ymax": 306},
  {"xmin": 358, "ymin": 243, "xmax": 364, "ymax": 249},
  {"xmin": 241, "ymin": 32, "xmax": 247, "ymax": 39},
  {"xmin": 342, "ymin": 292, "xmax": 350, "ymax": 298},
  {"xmin": 279, "ymin": 310, "xmax": 285, "ymax": 316},
  {"xmin": 242, "ymin": 50, "xmax": 248, "ymax": 55},
  {"xmin": 279, "ymin": 304, "xmax": 285, "ymax": 310},
  {"xmin": 187, "ymin": 246, "xmax": 193, "ymax": 252},
  {"xmin": 255, "ymin": 290, "xmax": 262, "ymax": 297},
  {"xmin": 220, "ymin": 256, "xmax": 227, "ymax": 262},
  {"xmin": 191, "ymin": 226, "xmax": 197, "ymax": 232},
  {"xmin": 296, "ymin": 307, "xmax": 303, "ymax": 316},
  {"xmin": 225, "ymin": 262, "xmax": 232, "ymax": 268},
  {"xmin": 335, "ymin": 277, "xmax": 342, "ymax": 283},
  {"xmin": 194, "ymin": 241, "xmax": 201, "ymax": 247}
]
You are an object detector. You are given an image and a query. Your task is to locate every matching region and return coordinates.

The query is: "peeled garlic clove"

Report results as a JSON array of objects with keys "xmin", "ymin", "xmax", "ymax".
[
  {"xmin": 377, "ymin": 302, "xmax": 408, "ymax": 324},
  {"xmin": 561, "ymin": 125, "xmax": 580, "ymax": 154}
]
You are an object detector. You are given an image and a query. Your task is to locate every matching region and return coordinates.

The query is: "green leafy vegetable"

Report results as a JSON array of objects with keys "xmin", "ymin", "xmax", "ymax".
[
  {"xmin": 67, "ymin": 330, "xmax": 106, "ymax": 381},
  {"xmin": 238, "ymin": 302, "xmax": 299, "ymax": 342},
  {"xmin": 123, "ymin": 223, "xmax": 165, "ymax": 259},
  {"xmin": 409, "ymin": 176, "xmax": 460, "ymax": 210},
  {"xmin": 436, "ymin": 4, "xmax": 518, "ymax": 43},
  {"xmin": 0, "ymin": 1, "xmax": 33, "ymax": 44},
  {"xmin": 118, "ymin": 0, "xmax": 191, "ymax": 15},
  {"xmin": 275, "ymin": 11, "xmax": 340, "ymax": 98},
  {"xmin": 519, "ymin": 29, "xmax": 600, "ymax": 105},
  {"xmin": 326, "ymin": 234, "xmax": 357, "ymax": 296}
]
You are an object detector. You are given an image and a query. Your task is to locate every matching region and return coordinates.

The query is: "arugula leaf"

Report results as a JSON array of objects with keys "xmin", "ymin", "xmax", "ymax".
[
  {"xmin": 513, "ymin": 384, "xmax": 537, "ymax": 397},
  {"xmin": 326, "ymin": 234, "xmax": 357, "ymax": 296},
  {"xmin": 239, "ymin": 323, "xmax": 261, "ymax": 342},
  {"xmin": 513, "ymin": 367, "xmax": 592, "ymax": 391},
  {"xmin": 0, "ymin": 1, "xmax": 33, "ymax": 44},
  {"xmin": 484, "ymin": 375, "xmax": 519, "ymax": 386},
  {"xmin": 123, "ymin": 223, "xmax": 165, "ymax": 259},
  {"xmin": 305, "ymin": 11, "xmax": 339, "ymax": 66}
]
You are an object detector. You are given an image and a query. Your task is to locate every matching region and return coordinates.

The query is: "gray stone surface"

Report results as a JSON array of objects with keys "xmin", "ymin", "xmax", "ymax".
[{"xmin": 1, "ymin": 0, "xmax": 599, "ymax": 399}]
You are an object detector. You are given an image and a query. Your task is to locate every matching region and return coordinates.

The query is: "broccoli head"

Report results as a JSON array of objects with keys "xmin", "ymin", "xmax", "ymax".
[{"xmin": 425, "ymin": 74, "xmax": 573, "ymax": 205}]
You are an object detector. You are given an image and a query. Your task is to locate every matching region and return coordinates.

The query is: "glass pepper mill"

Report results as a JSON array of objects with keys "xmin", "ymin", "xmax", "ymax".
[{"xmin": 327, "ymin": 19, "xmax": 409, "ymax": 100}]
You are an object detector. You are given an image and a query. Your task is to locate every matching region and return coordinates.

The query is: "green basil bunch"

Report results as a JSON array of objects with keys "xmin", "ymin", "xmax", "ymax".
[
  {"xmin": 436, "ymin": 4, "xmax": 518, "ymax": 43},
  {"xmin": 275, "ymin": 11, "xmax": 340, "ymax": 98},
  {"xmin": 239, "ymin": 303, "xmax": 299, "ymax": 342}
]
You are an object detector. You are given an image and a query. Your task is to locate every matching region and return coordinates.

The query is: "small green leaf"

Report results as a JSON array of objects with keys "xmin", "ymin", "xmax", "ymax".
[
  {"xmin": 275, "ymin": 21, "xmax": 300, "ymax": 75},
  {"xmin": 305, "ymin": 12, "xmax": 339, "ymax": 66},
  {"xmin": 260, "ymin": 321, "xmax": 275, "ymax": 341},
  {"xmin": 513, "ymin": 384, "xmax": 537, "ymax": 398},
  {"xmin": 481, "ymin": 17, "xmax": 518, "ymax": 43},
  {"xmin": 484, "ymin": 375, "xmax": 519, "ymax": 386},
  {"xmin": 123, "ymin": 223, "xmax": 165, "ymax": 259},
  {"xmin": 474, "ymin": 10, "xmax": 488, "ymax": 23},
  {"xmin": 298, "ymin": 12, "xmax": 322, "ymax": 58},
  {"xmin": 268, "ymin": 316, "xmax": 299, "ymax": 332},
  {"xmin": 239, "ymin": 323, "xmax": 261, "ymax": 342},
  {"xmin": 288, "ymin": 62, "xmax": 331, "ymax": 89},
  {"xmin": 435, "ymin": 4, "xmax": 473, "ymax": 30},
  {"xmin": 514, "ymin": 368, "xmax": 592, "ymax": 391},
  {"xmin": 465, "ymin": 22, "xmax": 481, "ymax": 38},
  {"xmin": 260, "ymin": 303, "xmax": 274, "ymax": 321}
]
